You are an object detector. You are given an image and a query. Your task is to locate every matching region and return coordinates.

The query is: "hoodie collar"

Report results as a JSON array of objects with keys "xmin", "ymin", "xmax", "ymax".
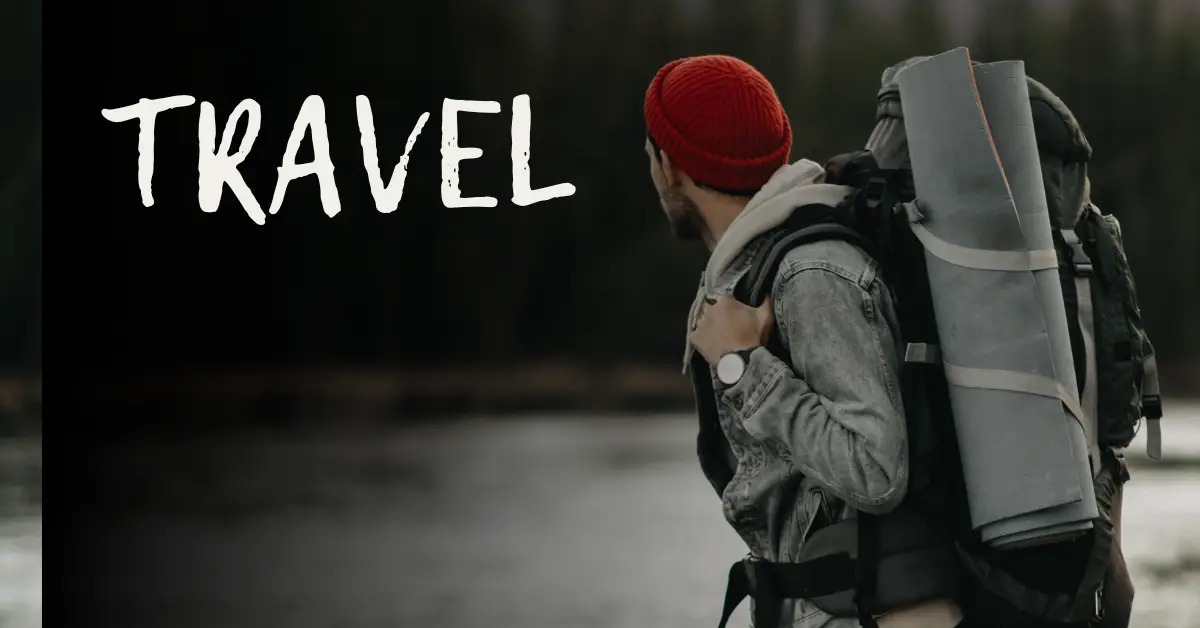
[
  {"xmin": 682, "ymin": 159, "xmax": 857, "ymax": 371},
  {"xmin": 703, "ymin": 159, "xmax": 856, "ymax": 288}
]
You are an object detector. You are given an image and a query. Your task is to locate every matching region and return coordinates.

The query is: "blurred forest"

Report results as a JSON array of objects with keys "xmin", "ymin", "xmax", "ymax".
[
  {"xmin": 22, "ymin": 0, "xmax": 1200, "ymax": 423},
  {"xmin": 0, "ymin": 0, "xmax": 40, "ymax": 431}
]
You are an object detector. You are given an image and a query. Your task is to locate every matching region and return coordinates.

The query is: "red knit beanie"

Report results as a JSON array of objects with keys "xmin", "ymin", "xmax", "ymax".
[{"xmin": 644, "ymin": 55, "xmax": 792, "ymax": 191}]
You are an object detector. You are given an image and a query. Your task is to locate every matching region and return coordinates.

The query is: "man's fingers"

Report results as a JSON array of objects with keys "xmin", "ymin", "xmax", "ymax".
[{"xmin": 717, "ymin": 296, "xmax": 743, "ymax": 311}]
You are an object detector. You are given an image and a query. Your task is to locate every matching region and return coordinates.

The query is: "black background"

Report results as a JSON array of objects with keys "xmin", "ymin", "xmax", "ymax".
[{"xmin": 45, "ymin": 0, "xmax": 1200, "ymax": 625}]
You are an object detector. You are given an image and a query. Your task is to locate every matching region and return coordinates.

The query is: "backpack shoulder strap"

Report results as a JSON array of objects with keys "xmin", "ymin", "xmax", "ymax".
[
  {"xmin": 734, "ymin": 209, "xmax": 873, "ymax": 308},
  {"xmin": 1059, "ymin": 215, "xmax": 1103, "ymax": 474}
]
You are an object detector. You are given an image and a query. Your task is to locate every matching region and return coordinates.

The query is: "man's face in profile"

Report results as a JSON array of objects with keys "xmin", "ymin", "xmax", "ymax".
[{"xmin": 645, "ymin": 138, "xmax": 703, "ymax": 242}]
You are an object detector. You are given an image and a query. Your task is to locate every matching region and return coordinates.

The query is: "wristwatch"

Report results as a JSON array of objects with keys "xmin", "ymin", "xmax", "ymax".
[{"xmin": 716, "ymin": 348, "xmax": 757, "ymax": 387}]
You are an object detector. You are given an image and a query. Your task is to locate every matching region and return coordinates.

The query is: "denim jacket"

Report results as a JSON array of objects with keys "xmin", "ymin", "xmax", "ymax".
[{"xmin": 691, "ymin": 231, "xmax": 910, "ymax": 627}]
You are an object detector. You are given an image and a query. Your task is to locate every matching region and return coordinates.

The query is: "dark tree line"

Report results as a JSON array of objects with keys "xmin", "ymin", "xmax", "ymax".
[{"xmin": 0, "ymin": 0, "xmax": 40, "ymax": 373}]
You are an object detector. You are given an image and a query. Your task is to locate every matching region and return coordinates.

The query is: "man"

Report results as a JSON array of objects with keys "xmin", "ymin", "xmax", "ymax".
[{"xmin": 644, "ymin": 55, "xmax": 963, "ymax": 628}]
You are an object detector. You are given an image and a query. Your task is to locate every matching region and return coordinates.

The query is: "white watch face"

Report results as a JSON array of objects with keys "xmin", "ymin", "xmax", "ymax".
[{"xmin": 717, "ymin": 352, "xmax": 747, "ymax": 385}]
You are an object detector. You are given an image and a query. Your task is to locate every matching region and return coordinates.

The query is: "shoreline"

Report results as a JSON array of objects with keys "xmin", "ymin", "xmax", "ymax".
[
  {"xmin": 80, "ymin": 364, "xmax": 695, "ymax": 426},
  {"xmin": 2, "ymin": 359, "xmax": 1197, "ymax": 428}
]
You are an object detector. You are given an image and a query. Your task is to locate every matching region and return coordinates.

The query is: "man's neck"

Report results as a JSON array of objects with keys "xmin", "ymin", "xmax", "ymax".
[{"xmin": 700, "ymin": 194, "xmax": 752, "ymax": 251}]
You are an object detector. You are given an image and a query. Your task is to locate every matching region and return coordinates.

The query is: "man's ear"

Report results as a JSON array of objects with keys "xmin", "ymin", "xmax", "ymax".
[{"xmin": 659, "ymin": 149, "xmax": 680, "ymax": 186}]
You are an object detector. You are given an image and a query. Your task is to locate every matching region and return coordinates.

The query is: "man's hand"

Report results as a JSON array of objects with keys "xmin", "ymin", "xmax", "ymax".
[{"xmin": 689, "ymin": 296, "xmax": 775, "ymax": 365}]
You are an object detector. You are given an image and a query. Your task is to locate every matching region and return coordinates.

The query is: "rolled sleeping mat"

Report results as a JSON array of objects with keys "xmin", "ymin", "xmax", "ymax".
[
  {"xmin": 894, "ymin": 48, "xmax": 1098, "ymax": 549},
  {"xmin": 971, "ymin": 60, "xmax": 1099, "ymax": 548}
]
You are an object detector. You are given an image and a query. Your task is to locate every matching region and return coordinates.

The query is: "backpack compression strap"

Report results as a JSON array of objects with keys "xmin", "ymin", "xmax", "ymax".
[{"xmin": 900, "ymin": 201, "xmax": 1098, "ymax": 473}]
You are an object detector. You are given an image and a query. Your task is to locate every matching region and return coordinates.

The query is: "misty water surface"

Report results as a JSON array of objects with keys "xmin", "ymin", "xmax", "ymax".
[{"xmin": 8, "ymin": 406, "xmax": 1200, "ymax": 628}]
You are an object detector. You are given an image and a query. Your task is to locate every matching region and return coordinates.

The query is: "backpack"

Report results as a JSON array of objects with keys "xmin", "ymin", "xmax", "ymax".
[{"xmin": 707, "ymin": 79, "xmax": 1160, "ymax": 628}]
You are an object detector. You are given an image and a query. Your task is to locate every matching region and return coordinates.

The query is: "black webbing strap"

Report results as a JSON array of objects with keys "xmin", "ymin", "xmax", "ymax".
[
  {"xmin": 859, "ymin": 175, "xmax": 897, "ymax": 281},
  {"xmin": 742, "ymin": 222, "xmax": 873, "ymax": 307},
  {"xmin": 717, "ymin": 553, "xmax": 857, "ymax": 628},
  {"xmin": 855, "ymin": 514, "xmax": 882, "ymax": 628}
]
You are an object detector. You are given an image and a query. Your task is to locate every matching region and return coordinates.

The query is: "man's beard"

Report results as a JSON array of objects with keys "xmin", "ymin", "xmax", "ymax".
[{"xmin": 660, "ymin": 185, "xmax": 703, "ymax": 241}]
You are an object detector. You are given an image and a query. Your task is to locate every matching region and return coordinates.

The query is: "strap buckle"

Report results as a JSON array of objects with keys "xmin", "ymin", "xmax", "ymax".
[
  {"xmin": 1059, "ymin": 229, "xmax": 1094, "ymax": 276},
  {"xmin": 904, "ymin": 342, "xmax": 942, "ymax": 365},
  {"xmin": 1067, "ymin": 242, "xmax": 1093, "ymax": 276},
  {"xmin": 860, "ymin": 176, "xmax": 888, "ymax": 210},
  {"xmin": 1141, "ymin": 394, "xmax": 1163, "ymax": 420}
]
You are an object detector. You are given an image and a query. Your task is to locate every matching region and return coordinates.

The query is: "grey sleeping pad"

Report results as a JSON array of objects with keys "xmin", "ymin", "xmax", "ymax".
[{"xmin": 895, "ymin": 48, "xmax": 1098, "ymax": 549}]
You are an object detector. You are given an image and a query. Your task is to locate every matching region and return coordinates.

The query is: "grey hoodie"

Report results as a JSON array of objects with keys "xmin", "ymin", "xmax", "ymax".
[{"xmin": 686, "ymin": 160, "xmax": 910, "ymax": 627}]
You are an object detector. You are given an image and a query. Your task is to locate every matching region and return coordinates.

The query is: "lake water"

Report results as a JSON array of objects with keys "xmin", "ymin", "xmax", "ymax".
[
  {"xmin": 0, "ymin": 517, "xmax": 39, "ymax": 628},
  {"xmin": 7, "ymin": 404, "xmax": 1200, "ymax": 628}
]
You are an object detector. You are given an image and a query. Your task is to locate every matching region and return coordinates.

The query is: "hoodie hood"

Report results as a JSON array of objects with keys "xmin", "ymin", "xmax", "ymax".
[
  {"xmin": 703, "ymin": 159, "xmax": 856, "ymax": 288},
  {"xmin": 866, "ymin": 57, "xmax": 1094, "ymax": 228}
]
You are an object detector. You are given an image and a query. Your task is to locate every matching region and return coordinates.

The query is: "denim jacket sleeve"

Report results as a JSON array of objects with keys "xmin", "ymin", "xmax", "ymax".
[{"xmin": 719, "ymin": 260, "xmax": 909, "ymax": 514}]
